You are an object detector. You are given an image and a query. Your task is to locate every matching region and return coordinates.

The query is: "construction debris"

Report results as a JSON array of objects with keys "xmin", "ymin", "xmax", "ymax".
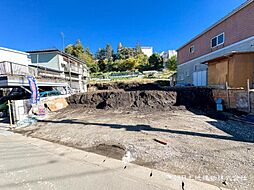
[
  {"xmin": 45, "ymin": 98, "xmax": 69, "ymax": 112},
  {"xmin": 153, "ymin": 138, "xmax": 167, "ymax": 145}
]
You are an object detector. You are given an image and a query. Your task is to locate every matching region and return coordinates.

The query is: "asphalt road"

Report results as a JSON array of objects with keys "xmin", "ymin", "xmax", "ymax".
[{"xmin": 0, "ymin": 129, "xmax": 228, "ymax": 190}]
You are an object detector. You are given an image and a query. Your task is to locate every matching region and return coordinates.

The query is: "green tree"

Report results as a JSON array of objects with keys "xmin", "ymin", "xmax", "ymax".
[
  {"xmin": 64, "ymin": 39, "xmax": 85, "ymax": 60},
  {"xmin": 83, "ymin": 48, "xmax": 93, "ymax": 63},
  {"xmin": 117, "ymin": 58, "xmax": 136, "ymax": 71},
  {"xmin": 83, "ymin": 47, "xmax": 98, "ymax": 73},
  {"xmin": 98, "ymin": 59, "xmax": 106, "ymax": 71},
  {"xmin": 65, "ymin": 40, "xmax": 99, "ymax": 73},
  {"xmin": 148, "ymin": 53, "xmax": 163, "ymax": 70},
  {"xmin": 87, "ymin": 62, "xmax": 100, "ymax": 73},
  {"xmin": 96, "ymin": 48, "xmax": 107, "ymax": 61},
  {"xmin": 64, "ymin": 44, "xmax": 74, "ymax": 55},
  {"xmin": 117, "ymin": 47, "xmax": 135, "ymax": 60},
  {"xmin": 135, "ymin": 43, "xmax": 142, "ymax": 55},
  {"xmin": 105, "ymin": 44, "xmax": 113, "ymax": 60},
  {"xmin": 165, "ymin": 55, "xmax": 177, "ymax": 71},
  {"xmin": 136, "ymin": 53, "xmax": 149, "ymax": 70},
  {"xmin": 74, "ymin": 40, "xmax": 85, "ymax": 59}
]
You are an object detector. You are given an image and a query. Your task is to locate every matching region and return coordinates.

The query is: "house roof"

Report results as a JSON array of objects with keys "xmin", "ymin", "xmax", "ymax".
[
  {"xmin": 0, "ymin": 47, "xmax": 29, "ymax": 55},
  {"xmin": 27, "ymin": 48, "xmax": 59, "ymax": 53},
  {"xmin": 202, "ymin": 51, "xmax": 254, "ymax": 64},
  {"xmin": 177, "ymin": 0, "xmax": 254, "ymax": 51}
]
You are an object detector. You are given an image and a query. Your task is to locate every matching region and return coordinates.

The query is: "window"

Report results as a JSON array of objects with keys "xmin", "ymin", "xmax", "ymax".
[
  {"xmin": 211, "ymin": 33, "xmax": 224, "ymax": 48},
  {"xmin": 217, "ymin": 33, "xmax": 224, "ymax": 44},
  {"xmin": 189, "ymin": 45, "xmax": 195, "ymax": 53},
  {"xmin": 211, "ymin": 38, "xmax": 217, "ymax": 48}
]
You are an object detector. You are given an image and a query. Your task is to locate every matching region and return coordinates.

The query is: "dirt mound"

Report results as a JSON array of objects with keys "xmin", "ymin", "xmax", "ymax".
[
  {"xmin": 89, "ymin": 81, "xmax": 215, "ymax": 110},
  {"xmin": 67, "ymin": 90, "xmax": 178, "ymax": 111},
  {"xmin": 173, "ymin": 87, "xmax": 215, "ymax": 109}
]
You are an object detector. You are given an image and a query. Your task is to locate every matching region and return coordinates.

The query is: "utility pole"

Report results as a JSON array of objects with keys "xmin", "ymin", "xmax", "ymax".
[{"xmin": 61, "ymin": 32, "xmax": 65, "ymax": 51}]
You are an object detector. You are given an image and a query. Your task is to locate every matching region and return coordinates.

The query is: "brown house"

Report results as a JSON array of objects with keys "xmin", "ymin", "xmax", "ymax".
[
  {"xmin": 177, "ymin": 0, "xmax": 254, "ymax": 86},
  {"xmin": 204, "ymin": 52, "xmax": 254, "ymax": 89}
]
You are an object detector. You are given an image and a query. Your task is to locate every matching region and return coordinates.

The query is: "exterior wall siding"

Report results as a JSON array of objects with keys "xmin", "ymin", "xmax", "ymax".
[
  {"xmin": 0, "ymin": 48, "xmax": 31, "ymax": 66},
  {"xmin": 177, "ymin": 1, "xmax": 254, "ymax": 85},
  {"xmin": 178, "ymin": 1, "xmax": 254, "ymax": 65},
  {"xmin": 177, "ymin": 31, "xmax": 254, "ymax": 85}
]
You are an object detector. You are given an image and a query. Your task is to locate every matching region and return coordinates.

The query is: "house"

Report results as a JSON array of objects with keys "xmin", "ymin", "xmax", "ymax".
[
  {"xmin": 0, "ymin": 47, "xmax": 89, "ymax": 95},
  {"xmin": 27, "ymin": 49, "xmax": 89, "ymax": 93},
  {"xmin": 0, "ymin": 47, "xmax": 33, "ymax": 96},
  {"xmin": 0, "ymin": 47, "xmax": 70, "ymax": 93},
  {"xmin": 177, "ymin": 0, "xmax": 254, "ymax": 86},
  {"xmin": 141, "ymin": 47, "xmax": 153, "ymax": 57},
  {"xmin": 160, "ymin": 50, "xmax": 177, "ymax": 63},
  {"xmin": 160, "ymin": 50, "xmax": 177, "ymax": 69}
]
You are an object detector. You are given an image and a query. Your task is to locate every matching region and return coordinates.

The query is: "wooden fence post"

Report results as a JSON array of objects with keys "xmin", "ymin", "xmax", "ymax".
[
  {"xmin": 8, "ymin": 100, "xmax": 13, "ymax": 129},
  {"xmin": 226, "ymin": 82, "xmax": 230, "ymax": 109}
]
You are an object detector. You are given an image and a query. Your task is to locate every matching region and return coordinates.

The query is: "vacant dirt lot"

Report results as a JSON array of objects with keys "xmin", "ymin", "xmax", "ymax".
[{"xmin": 16, "ymin": 108, "xmax": 254, "ymax": 190}]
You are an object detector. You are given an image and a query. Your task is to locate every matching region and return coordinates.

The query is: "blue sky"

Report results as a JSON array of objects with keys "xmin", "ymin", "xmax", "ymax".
[{"xmin": 0, "ymin": 0, "xmax": 246, "ymax": 54}]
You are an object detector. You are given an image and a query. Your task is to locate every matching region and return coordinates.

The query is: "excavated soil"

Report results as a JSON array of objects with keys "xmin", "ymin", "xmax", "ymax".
[
  {"xmin": 69, "ymin": 81, "xmax": 215, "ymax": 111},
  {"xmin": 67, "ymin": 90, "xmax": 181, "ymax": 111}
]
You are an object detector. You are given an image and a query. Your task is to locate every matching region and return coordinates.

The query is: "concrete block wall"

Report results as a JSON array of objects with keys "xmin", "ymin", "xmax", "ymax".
[{"xmin": 212, "ymin": 89, "xmax": 251, "ymax": 112}]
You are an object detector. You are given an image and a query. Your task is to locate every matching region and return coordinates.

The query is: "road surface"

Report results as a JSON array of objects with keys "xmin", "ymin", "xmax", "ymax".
[{"xmin": 0, "ymin": 129, "xmax": 228, "ymax": 190}]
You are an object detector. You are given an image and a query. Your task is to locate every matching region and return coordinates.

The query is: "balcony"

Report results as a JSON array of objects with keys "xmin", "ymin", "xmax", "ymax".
[{"xmin": 63, "ymin": 64, "xmax": 85, "ymax": 75}]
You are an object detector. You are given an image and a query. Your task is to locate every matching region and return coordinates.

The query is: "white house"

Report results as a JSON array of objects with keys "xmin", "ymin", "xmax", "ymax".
[
  {"xmin": 141, "ymin": 47, "xmax": 153, "ymax": 57},
  {"xmin": 160, "ymin": 50, "xmax": 177, "ymax": 63}
]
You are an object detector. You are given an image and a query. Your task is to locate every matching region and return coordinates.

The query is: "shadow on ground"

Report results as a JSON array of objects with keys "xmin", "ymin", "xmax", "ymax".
[{"xmin": 36, "ymin": 119, "xmax": 254, "ymax": 143}]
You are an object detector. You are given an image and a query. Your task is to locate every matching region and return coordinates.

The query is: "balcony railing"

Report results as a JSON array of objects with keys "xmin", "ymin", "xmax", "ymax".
[
  {"xmin": 0, "ymin": 61, "xmax": 39, "ymax": 77},
  {"xmin": 63, "ymin": 64, "xmax": 86, "ymax": 75},
  {"xmin": 0, "ymin": 61, "xmax": 29, "ymax": 76},
  {"xmin": 0, "ymin": 61, "xmax": 88, "ymax": 80}
]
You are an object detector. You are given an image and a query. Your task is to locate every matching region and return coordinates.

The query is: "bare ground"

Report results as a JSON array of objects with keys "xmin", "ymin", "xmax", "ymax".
[{"xmin": 16, "ymin": 108, "xmax": 254, "ymax": 190}]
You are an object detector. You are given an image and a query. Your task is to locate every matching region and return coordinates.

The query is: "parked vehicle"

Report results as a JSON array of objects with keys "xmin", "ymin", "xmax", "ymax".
[
  {"xmin": 0, "ymin": 88, "xmax": 30, "ymax": 105},
  {"xmin": 39, "ymin": 90, "xmax": 61, "ymax": 97},
  {"xmin": 0, "ymin": 88, "xmax": 31, "ymax": 113}
]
